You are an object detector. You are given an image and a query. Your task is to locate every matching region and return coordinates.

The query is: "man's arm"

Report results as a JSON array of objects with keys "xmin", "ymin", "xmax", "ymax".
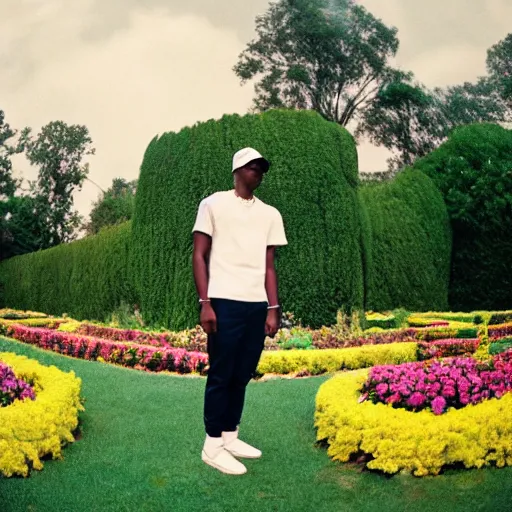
[
  {"xmin": 265, "ymin": 246, "xmax": 280, "ymax": 337},
  {"xmin": 193, "ymin": 232, "xmax": 216, "ymax": 333}
]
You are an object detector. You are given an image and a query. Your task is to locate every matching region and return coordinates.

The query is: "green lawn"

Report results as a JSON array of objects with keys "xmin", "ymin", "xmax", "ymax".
[{"xmin": 1, "ymin": 336, "xmax": 512, "ymax": 512}]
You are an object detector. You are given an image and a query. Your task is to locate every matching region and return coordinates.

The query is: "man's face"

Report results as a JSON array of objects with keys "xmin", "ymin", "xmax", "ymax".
[{"xmin": 240, "ymin": 161, "xmax": 266, "ymax": 188}]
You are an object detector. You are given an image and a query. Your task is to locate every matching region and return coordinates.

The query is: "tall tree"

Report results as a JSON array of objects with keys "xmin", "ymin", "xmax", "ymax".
[
  {"xmin": 487, "ymin": 33, "xmax": 512, "ymax": 108},
  {"xmin": 84, "ymin": 177, "xmax": 137, "ymax": 236},
  {"xmin": 361, "ymin": 78, "xmax": 510, "ymax": 170},
  {"xmin": 234, "ymin": 0, "xmax": 411, "ymax": 128},
  {"xmin": 0, "ymin": 110, "xmax": 29, "ymax": 197},
  {"xmin": 25, "ymin": 121, "xmax": 95, "ymax": 248}
]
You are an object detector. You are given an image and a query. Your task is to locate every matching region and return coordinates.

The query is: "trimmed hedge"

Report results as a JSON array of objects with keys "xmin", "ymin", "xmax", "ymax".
[
  {"xmin": 0, "ymin": 222, "xmax": 136, "ymax": 322},
  {"xmin": 132, "ymin": 109, "xmax": 365, "ymax": 330},
  {"xmin": 413, "ymin": 123, "xmax": 512, "ymax": 312},
  {"xmin": 359, "ymin": 169, "xmax": 451, "ymax": 312}
]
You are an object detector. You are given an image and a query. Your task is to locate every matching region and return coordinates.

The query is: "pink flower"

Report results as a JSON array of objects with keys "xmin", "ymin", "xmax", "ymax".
[
  {"xmin": 407, "ymin": 392, "xmax": 426, "ymax": 408},
  {"xmin": 431, "ymin": 396, "xmax": 446, "ymax": 415}
]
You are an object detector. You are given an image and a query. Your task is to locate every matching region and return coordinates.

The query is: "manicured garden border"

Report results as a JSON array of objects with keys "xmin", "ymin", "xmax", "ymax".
[
  {"xmin": 0, "ymin": 352, "xmax": 83, "ymax": 477},
  {"xmin": 315, "ymin": 369, "xmax": 512, "ymax": 476}
]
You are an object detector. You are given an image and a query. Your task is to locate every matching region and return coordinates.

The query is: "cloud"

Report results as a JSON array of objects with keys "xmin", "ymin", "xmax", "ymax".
[{"xmin": 3, "ymin": 5, "xmax": 254, "ymax": 216}]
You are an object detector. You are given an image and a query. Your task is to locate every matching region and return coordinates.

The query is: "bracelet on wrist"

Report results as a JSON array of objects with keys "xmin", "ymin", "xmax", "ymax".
[
  {"xmin": 267, "ymin": 305, "xmax": 280, "ymax": 310},
  {"xmin": 199, "ymin": 299, "xmax": 211, "ymax": 304}
]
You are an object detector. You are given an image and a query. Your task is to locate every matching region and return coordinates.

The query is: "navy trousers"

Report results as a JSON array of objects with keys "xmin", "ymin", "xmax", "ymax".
[{"xmin": 204, "ymin": 298, "xmax": 268, "ymax": 437}]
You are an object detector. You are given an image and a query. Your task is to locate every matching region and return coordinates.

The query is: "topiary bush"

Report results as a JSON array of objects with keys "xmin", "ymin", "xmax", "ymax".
[
  {"xmin": 413, "ymin": 123, "xmax": 512, "ymax": 312},
  {"xmin": 132, "ymin": 109, "xmax": 365, "ymax": 330},
  {"xmin": 0, "ymin": 222, "xmax": 136, "ymax": 322},
  {"xmin": 359, "ymin": 168, "xmax": 451, "ymax": 312}
]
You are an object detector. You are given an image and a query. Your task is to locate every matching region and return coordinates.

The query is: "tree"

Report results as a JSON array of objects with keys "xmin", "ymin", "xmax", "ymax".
[
  {"xmin": 360, "ymin": 78, "xmax": 510, "ymax": 170},
  {"xmin": 25, "ymin": 121, "xmax": 95, "ymax": 248},
  {"xmin": 487, "ymin": 33, "xmax": 512, "ymax": 107},
  {"xmin": 0, "ymin": 110, "xmax": 29, "ymax": 197},
  {"xmin": 357, "ymin": 82, "xmax": 445, "ymax": 169},
  {"xmin": 0, "ymin": 195, "xmax": 42, "ymax": 260},
  {"xmin": 84, "ymin": 177, "xmax": 137, "ymax": 236},
  {"xmin": 234, "ymin": 0, "xmax": 411, "ymax": 128}
]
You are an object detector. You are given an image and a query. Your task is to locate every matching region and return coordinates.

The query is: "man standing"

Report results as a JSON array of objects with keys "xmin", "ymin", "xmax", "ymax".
[{"xmin": 192, "ymin": 147, "xmax": 287, "ymax": 475}]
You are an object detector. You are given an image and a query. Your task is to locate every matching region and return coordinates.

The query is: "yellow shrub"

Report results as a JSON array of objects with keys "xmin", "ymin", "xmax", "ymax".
[
  {"xmin": 315, "ymin": 369, "xmax": 512, "ymax": 476},
  {"xmin": 257, "ymin": 343, "xmax": 418, "ymax": 376},
  {"xmin": 0, "ymin": 352, "xmax": 84, "ymax": 477},
  {"xmin": 57, "ymin": 320, "xmax": 83, "ymax": 333}
]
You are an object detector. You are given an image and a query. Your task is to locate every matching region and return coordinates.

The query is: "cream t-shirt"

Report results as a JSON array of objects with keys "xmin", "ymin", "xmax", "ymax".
[{"xmin": 192, "ymin": 190, "xmax": 288, "ymax": 302}]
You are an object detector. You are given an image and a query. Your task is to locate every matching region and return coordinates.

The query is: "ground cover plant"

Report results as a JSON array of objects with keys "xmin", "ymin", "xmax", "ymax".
[{"xmin": 2, "ymin": 335, "xmax": 512, "ymax": 512}]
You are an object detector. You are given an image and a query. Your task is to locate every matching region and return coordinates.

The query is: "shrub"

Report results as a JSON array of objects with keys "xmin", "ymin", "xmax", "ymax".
[
  {"xmin": 0, "ymin": 222, "xmax": 136, "ymax": 323},
  {"xmin": 489, "ymin": 311, "xmax": 512, "ymax": 325},
  {"xmin": 257, "ymin": 342, "xmax": 418, "ymax": 376},
  {"xmin": 489, "ymin": 322, "xmax": 512, "ymax": 339},
  {"xmin": 413, "ymin": 123, "xmax": 512, "ymax": 311},
  {"xmin": 489, "ymin": 338, "xmax": 512, "ymax": 355},
  {"xmin": 5, "ymin": 325, "xmax": 208, "ymax": 375},
  {"xmin": 315, "ymin": 367, "xmax": 512, "ymax": 476},
  {"xmin": 417, "ymin": 338, "xmax": 480, "ymax": 360},
  {"xmin": 359, "ymin": 169, "xmax": 451, "ymax": 313},
  {"xmin": 132, "ymin": 109, "xmax": 365, "ymax": 330},
  {"xmin": 0, "ymin": 352, "xmax": 83, "ymax": 477}
]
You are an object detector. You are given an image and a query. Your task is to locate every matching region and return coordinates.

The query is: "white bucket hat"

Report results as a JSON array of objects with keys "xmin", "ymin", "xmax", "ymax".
[{"xmin": 232, "ymin": 147, "xmax": 270, "ymax": 173}]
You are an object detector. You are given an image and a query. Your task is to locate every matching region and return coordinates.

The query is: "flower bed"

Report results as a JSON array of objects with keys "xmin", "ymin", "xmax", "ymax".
[
  {"xmin": 489, "ymin": 337, "xmax": 512, "ymax": 356},
  {"xmin": 5, "ymin": 324, "xmax": 420, "ymax": 377},
  {"xmin": 0, "ymin": 352, "xmax": 83, "ymax": 477},
  {"xmin": 488, "ymin": 322, "xmax": 512, "ymax": 339},
  {"xmin": 417, "ymin": 338, "xmax": 480, "ymax": 360},
  {"xmin": 6, "ymin": 325, "xmax": 208, "ymax": 375},
  {"xmin": 315, "ymin": 364, "xmax": 512, "ymax": 476},
  {"xmin": 1, "ymin": 361, "xmax": 35, "ymax": 407},
  {"xmin": 360, "ymin": 352, "xmax": 511, "ymax": 414},
  {"xmin": 488, "ymin": 311, "xmax": 512, "ymax": 325},
  {"xmin": 0, "ymin": 309, "xmax": 48, "ymax": 320},
  {"xmin": 257, "ymin": 343, "xmax": 418, "ymax": 376}
]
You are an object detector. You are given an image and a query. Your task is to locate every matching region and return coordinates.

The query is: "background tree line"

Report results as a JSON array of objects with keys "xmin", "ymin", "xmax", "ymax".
[{"xmin": 1, "ymin": 0, "xmax": 511, "ymax": 262}]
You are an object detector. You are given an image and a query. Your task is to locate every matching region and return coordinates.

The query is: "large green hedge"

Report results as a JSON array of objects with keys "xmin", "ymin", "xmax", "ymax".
[
  {"xmin": 359, "ymin": 169, "xmax": 452, "ymax": 312},
  {"xmin": 413, "ymin": 123, "xmax": 512, "ymax": 311},
  {"xmin": 0, "ymin": 222, "xmax": 135, "ymax": 320},
  {"xmin": 132, "ymin": 110, "xmax": 365, "ymax": 330}
]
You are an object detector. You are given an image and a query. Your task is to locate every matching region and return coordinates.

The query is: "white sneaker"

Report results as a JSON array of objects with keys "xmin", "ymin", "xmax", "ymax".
[
  {"xmin": 201, "ymin": 435, "xmax": 247, "ymax": 475},
  {"xmin": 222, "ymin": 428, "xmax": 262, "ymax": 459}
]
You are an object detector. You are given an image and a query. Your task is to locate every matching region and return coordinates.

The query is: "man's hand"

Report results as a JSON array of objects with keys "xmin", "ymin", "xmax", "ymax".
[
  {"xmin": 265, "ymin": 308, "xmax": 280, "ymax": 338},
  {"xmin": 200, "ymin": 303, "xmax": 217, "ymax": 334}
]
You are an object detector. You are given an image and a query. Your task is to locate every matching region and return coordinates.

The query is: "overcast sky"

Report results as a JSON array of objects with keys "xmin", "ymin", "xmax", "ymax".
[{"xmin": 2, "ymin": 0, "xmax": 511, "ymax": 219}]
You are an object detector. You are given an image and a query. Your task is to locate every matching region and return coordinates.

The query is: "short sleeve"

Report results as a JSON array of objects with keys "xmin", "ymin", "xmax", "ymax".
[
  {"xmin": 267, "ymin": 210, "xmax": 287, "ymax": 246},
  {"xmin": 192, "ymin": 199, "xmax": 214, "ymax": 236}
]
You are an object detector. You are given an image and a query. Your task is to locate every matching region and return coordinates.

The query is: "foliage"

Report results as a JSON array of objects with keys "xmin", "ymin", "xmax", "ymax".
[
  {"xmin": 257, "ymin": 342, "xmax": 418, "ymax": 376},
  {"xmin": 360, "ymin": 78, "xmax": 510, "ymax": 171},
  {"xmin": 413, "ymin": 123, "xmax": 512, "ymax": 311},
  {"xmin": 487, "ymin": 32, "xmax": 512, "ymax": 108},
  {"xmin": 24, "ymin": 121, "xmax": 95, "ymax": 248},
  {"xmin": 0, "ymin": 360, "xmax": 35, "ymax": 407},
  {"xmin": 0, "ymin": 351, "xmax": 83, "ymax": 477},
  {"xmin": 359, "ymin": 169, "xmax": 451, "ymax": 312},
  {"xmin": 234, "ymin": 0, "xmax": 410, "ymax": 128},
  {"xmin": 417, "ymin": 338, "xmax": 480, "ymax": 360},
  {"xmin": 84, "ymin": 178, "xmax": 137, "ymax": 236},
  {"xmin": 315, "ymin": 366, "xmax": 512, "ymax": 476},
  {"xmin": 132, "ymin": 109, "xmax": 364, "ymax": 330},
  {"xmin": 0, "ymin": 222, "xmax": 136, "ymax": 322}
]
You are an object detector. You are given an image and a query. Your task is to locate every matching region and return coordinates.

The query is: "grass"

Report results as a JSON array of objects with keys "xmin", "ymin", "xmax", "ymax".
[{"xmin": 1, "ymin": 336, "xmax": 512, "ymax": 512}]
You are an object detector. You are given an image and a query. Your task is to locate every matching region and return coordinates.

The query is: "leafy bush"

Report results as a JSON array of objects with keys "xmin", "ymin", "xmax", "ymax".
[
  {"xmin": 0, "ymin": 222, "xmax": 136, "ymax": 323},
  {"xmin": 0, "ymin": 352, "xmax": 83, "ymax": 477},
  {"xmin": 315, "ymin": 366, "xmax": 512, "ymax": 476},
  {"xmin": 414, "ymin": 123, "xmax": 512, "ymax": 311},
  {"xmin": 132, "ymin": 109, "xmax": 365, "ymax": 330},
  {"xmin": 359, "ymin": 169, "xmax": 451, "ymax": 312},
  {"xmin": 360, "ymin": 353, "xmax": 512, "ymax": 414}
]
